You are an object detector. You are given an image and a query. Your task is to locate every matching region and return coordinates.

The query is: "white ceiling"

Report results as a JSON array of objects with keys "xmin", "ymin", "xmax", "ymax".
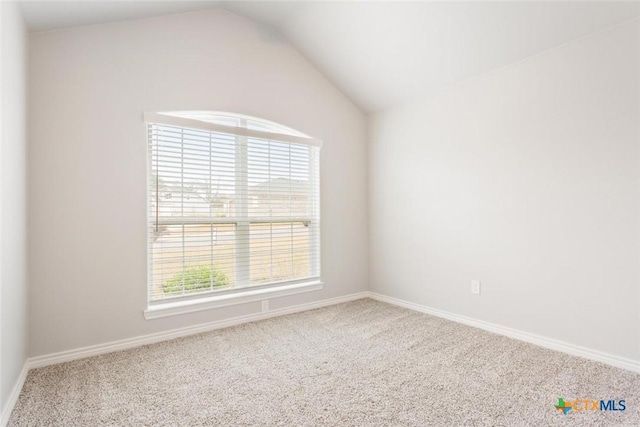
[
  {"xmin": 20, "ymin": 1, "xmax": 640, "ymax": 112},
  {"xmin": 224, "ymin": 1, "xmax": 640, "ymax": 111},
  {"xmin": 20, "ymin": 1, "xmax": 220, "ymax": 32}
]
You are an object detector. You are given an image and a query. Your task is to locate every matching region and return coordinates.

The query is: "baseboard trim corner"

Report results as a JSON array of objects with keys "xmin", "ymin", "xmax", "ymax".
[
  {"xmin": 368, "ymin": 292, "xmax": 640, "ymax": 374},
  {"xmin": 0, "ymin": 362, "xmax": 29, "ymax": 427},
  {"xmin": 28, "ymin": 291, "xmax": 370, "ymax": 369}
]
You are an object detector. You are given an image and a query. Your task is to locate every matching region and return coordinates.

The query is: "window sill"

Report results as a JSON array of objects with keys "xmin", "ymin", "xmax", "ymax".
[{"xmin": 144, "ymin": 280, "xmax": 324, "ymax": 320}]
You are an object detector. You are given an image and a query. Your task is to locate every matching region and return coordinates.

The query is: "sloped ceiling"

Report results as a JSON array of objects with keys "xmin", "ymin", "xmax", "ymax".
[
  {"xmin": 223, "ymin": 1, "xmax": 640, "ymax": 112},
  {"xmin": 20, "ymin": 1, "xmax": 220, "ymax": 32},
  {"xmin": 21, "ymin": 1, "xmax": 640, "ymax": 112}
]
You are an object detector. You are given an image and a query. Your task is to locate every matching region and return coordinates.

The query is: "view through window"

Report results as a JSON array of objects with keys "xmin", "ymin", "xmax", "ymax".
[{"xmin": 147, "ymin": 112, "xmax": 321, "ymax": 303}]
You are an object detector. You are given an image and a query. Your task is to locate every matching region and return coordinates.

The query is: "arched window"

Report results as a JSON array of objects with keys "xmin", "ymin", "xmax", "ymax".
[
  {"xmin": 145, "ymin": 111, "xmax": 322, "ymax": 316},
  {"xmin": 163, "ymin": 111, "xmax": 309, "ymax": 137}
]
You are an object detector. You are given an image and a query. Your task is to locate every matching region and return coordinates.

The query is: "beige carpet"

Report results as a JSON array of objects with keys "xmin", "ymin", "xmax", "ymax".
[{"xmin": 9, "ymin": 299, "xmax": 640, "ymax": 426}]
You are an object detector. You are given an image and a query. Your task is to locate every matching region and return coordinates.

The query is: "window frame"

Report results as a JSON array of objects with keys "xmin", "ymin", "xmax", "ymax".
[{"xmin": 144, "ymin": 112, "xmax": 323, "ymax": 319}]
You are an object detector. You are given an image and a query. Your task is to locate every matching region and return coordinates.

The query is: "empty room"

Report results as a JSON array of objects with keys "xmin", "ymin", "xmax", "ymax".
[{"xmin": 1, "ymin": 0, "xmax": 639, "ymax": 425}]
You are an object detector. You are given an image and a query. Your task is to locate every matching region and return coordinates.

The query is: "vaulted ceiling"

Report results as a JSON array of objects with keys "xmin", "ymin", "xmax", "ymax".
[{"xmin": 20, "ymin": 1, "xmax": 640, "ymax": 112}]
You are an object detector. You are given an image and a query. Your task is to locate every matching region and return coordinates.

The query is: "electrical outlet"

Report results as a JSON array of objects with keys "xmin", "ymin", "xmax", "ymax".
[
  {"xmin": 261, "ymin": 300, "xmax": 269, "ymax": 312},
  {"xmin": 471, "ymin": 280, "xmax": 481, "ymax": 295}
]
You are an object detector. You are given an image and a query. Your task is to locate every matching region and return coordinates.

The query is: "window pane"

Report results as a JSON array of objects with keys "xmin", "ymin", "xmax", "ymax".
[
  {"xmin": 151, "ymin": 125, "xmax": 236, "ymax": 220},
  {"xmin": 247, "ymin": 139, "xmax": 311, "ymax": 218},
  {"xmin": 249, "ymin": 222, "xmax": 312, "ymax": 284},
  {"xmin": 150, "ymin": 224, "xmax": 236, "ymax": 301}
]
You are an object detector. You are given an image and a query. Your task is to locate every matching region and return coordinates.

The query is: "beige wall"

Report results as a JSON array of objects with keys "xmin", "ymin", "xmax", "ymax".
[
  {"xmin": 1, "ymin": 0, "xmax": 28, "ymax": 414},
  {"xmin": 369, "ymin": 20, "xmax": 640, "ymax": 361},
  {"xmin": 25, "ymin": 6, "xmax": 640, "ymax": 365},
  {"xmin": 28, "ymin": 9, "xmax": 368, "ymax": 357}
]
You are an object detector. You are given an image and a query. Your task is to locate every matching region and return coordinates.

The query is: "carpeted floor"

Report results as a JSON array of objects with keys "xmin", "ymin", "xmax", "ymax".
[{"xmin": 9, "ymin": 298, "xmax": 640, "ymax": 426}]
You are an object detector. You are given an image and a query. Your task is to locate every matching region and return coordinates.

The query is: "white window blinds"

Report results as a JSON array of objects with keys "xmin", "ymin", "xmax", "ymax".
[{"xmin": 146, "ymin": 112, "xmax": 321, "ymax": 303}]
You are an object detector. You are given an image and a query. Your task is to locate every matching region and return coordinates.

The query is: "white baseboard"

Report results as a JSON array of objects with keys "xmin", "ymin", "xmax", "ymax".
[
  {"xmin": 28, "ymin": 291, "xmax": 370, "ymax": 369},
  {"xmin": 7, "ymin": 289, "xmax": 637, "ymax": 425},
  {"xmin": 368, "ymin": 292, "xmax": 640, "ymax": 373},
  {"xmin": 3, "ymin": 291, "xmax": 368, "ymax": 425},
  {"xmin": 1, "ymin": 362, "xmax": 29, "ymax": 427}
]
